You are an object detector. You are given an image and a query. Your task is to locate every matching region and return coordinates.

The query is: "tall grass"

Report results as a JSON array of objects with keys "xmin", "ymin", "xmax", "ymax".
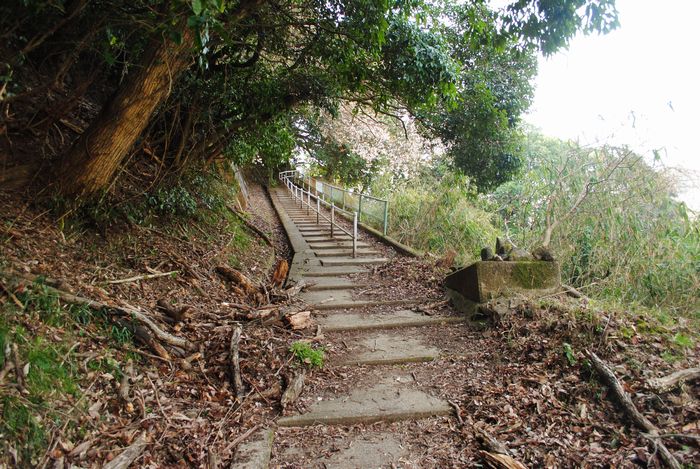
[{"xmin": 383, "ymin": 172, "xmax": 499, "ymax": 263}]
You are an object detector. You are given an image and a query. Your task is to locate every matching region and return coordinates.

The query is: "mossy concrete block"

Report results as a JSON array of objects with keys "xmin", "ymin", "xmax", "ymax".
[{"xmin": 445, "ymin": 261, "xmax": 560, "ymax": 303}]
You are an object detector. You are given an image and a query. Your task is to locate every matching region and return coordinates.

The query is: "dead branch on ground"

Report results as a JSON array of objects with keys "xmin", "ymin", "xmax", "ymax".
[
  {"xmin": 229, "ymin": 324, "xmax": 245, "ymax": 400},
  {"xmin": 281, "ymin": 371, "xmax": 305, "ymax": 410},
  {"xmin": 588, "ymin": 351, "xmax": 682, "ymax": 469},
  {"xmin": 103, "ymin": 432, "xmax": 148, "ymax": 469},
  {"xmin": 648, "ymin": 368, "xmax": 700, "ymax": 394},
  {"xmin": 474, "ymin": 428, "xmax": 527, "ymax": 469}
]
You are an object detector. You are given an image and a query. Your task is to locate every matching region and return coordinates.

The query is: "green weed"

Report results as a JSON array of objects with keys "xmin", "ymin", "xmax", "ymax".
[
  {"xmin": 290, "ymin": 341, "xmax": 325, "ymax": 368},
  {"xmin": 562, "ymin": 342, "xmax": 577, "ymax": 366}
]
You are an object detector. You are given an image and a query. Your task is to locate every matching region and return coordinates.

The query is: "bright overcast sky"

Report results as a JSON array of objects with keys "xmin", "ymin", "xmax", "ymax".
[{"xmin": 524, "ymin": 0, "xmax": 700, "ymax": 210}]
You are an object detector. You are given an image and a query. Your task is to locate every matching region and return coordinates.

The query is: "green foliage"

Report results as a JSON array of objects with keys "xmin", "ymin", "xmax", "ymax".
[
  {"xmin": 381, "ymin": 169, "xmax": 499, "ymax": 263},
  {"xmin": 562, "ymin": 342, "xmax": 577, "ymax": 366},
  {"xmin": 289, "ymin": 341, "xmax": 325, "ymax": 368},
  {"xmin": 486, "ymin": 130, "xmax": 700, "ymax": 314},
  {"xmin": 148, "ymin": 186, "xmax": 198, "ymax": 218},
  {"xmin": 673, "ymin": 333, "xmax": 694, "ymax": 350}
]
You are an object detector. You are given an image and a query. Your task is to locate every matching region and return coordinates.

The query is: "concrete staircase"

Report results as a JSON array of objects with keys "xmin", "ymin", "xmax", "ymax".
[{"xmin": 233, "ymin": 187, "xmax": 465, "ymax": 468}]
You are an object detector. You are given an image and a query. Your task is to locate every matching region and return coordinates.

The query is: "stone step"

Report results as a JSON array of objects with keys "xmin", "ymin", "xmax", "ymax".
[
  {"xmin": 300, "ymin": 289, "xmax": 419, "ymax": 310},
  {"xmin": 314, "ymin": 249, "xmax": 382, "ymax": 258},
  {"xmin": 333, "ymin": 331, "xmax": 440, "ymax": 366},
  {"xmin": 277, "ymin": 375, "xmax": 452, "ymax": 427},
  {"xmin": 304, "ymin": 277, "xmax": 367, "ymax": 291},
  {"xmin": 304, "ymin": 236, "xmax": 354, "ymax": 243},
  {"xmin": 301, "ymin": 266, "xmax": 368, "ymax": 276},
  {"xmin": 317, "ymin": 310, "xmax": 464, "ymax": 332},
  {"xmin": 319, "ymin": 257, "xmax": 387, "ymax": 266},
  {"xmin": 308, "ymin": 241, "xmax": 372, "ymax": 250},
  {"xmin": 275, "ymin": 430, "xmax": 408, "ymax": 469}
]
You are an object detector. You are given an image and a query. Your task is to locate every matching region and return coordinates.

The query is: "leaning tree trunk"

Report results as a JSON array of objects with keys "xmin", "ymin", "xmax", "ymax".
[{"xmin": 56, "ymin": 28, "xmax": 195, "ymax": 198}]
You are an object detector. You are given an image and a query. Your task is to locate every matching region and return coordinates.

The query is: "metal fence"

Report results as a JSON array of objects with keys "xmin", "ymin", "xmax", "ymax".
[
  {"xmin": 280, "ymin": 170, "xmax": 389, "ymax": 235},
  {"xmin": 279, "ymin": 170, "xmax": 359, "ymax": 257}
]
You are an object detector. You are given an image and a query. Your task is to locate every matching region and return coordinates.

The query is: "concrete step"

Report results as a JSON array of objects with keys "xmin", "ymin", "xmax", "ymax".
[
  {"xmin": 333, "ymin": 331, "xmax": 440, "ymax": 366},
  {"xmin": 317, "ymin": 309, "xmax": 464, "ymax": 332},
  {"xmin": 300, "ymin": 289, "xmax": 419, "ymax": 310},
  {"xmin": 308, "ymin": 241, "xmax": 372, "ymax": 250},
  {"xmin": 301, "ymin": 266, "xmax": 368, "ymax": 276},
  {"xmin": 319, "ymin": 257, "xmax": 387, "ymax": 266},
  {"xmin": 304, "ymin": 277, "xmax": 367, "ymax": 291},
  {"xmin": 275, "ymin": 430, "xmax": 408, "ymax": 469},
  {"xmin": 277, "ymin": 375, "xmax": 451, "ymax": 427},
  {"xmin": 314, "ymin": 249, "xmax": 382, "ymax": 258}
]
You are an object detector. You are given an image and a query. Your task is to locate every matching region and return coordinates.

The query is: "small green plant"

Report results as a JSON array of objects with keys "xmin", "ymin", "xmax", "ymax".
[
  {"xmin": 562, "ymin": 342, "xmax": 577, "ymax": 366},
  {"xmin": 673, "ymin": 333, "xmax": 694, "ymax": 349},
  {"xmin": 290, "ymin": 341, "xmax": 325, "ymax": 368}
]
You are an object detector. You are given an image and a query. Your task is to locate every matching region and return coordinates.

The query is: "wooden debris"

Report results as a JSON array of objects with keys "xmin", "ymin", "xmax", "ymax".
[
  {"xmin": 475, "ymin": 429, "xmax": 527, "ymax": 469},
  {"xmin": 106, "ymin": 270, "xmax": 178, "ymax": 285},
  {"xmin": 12, "ymin": 343, "xmax": 24, "ymax": 390},
  {"xmin": 0, "ymin": 342, "xmax": 13, "ymax": 384},
  {"xmin": 229, "ymin": 324, "xmax": 245, "ymax": 400},
  {"xmin": 479, "ymin": 451, "xmax": 528, "ymax": 469},
  {"xmin": 281, "ymin": 372, "xmax": 305, "ymax": 410},
  {"xmin": 648, "ymin": 367, "xmax": 700, "ymax": 393},
  {"xmin": 271, "ymin": 259, "xmax": 289, "ymax": 287},
  {"xmin": 4, "ymin": 272, "xmax": 193, "ymax": 352},
  {"xmin": 435, "ymin": 249, "xmax": 457, "ymax": 269},
  {"xmin": 156, "ymin": 299, "xmax": 192, "ymax": 322},
  {"xmin": 562, "ymin": 284, "xmax": 586, "ymax": 299},
  {"xmin": 284, "ymin": 311, "xmax": 312, "ymax": 330},
  {"xmin": 103, "ymin": 432, "xmax": 148, "ymax": 469},
  {"xmin": 215, "ymin": 265, "xmax": 264, "ymax": 304},
  {"xmin": 283, "ymin": 279, "xmax": 307, "ymax": 298},
  {"xmin": 589, "ymin": 351, "xmax": 682, "ymax": 469},
  {"xmin": 118, "ymin": 360, "xmax": 133, "ymax": 402}
]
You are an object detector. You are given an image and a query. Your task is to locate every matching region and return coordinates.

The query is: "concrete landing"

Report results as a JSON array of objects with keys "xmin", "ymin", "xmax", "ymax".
[
  {"xmin": 317, "ymin": 309, "xmax": 464, "ymax": 332},
  {"xmin": 277, "ymin": 375, "xmax": 451, "ymax": 427},
  {"xmin": 230, "ymin": 428, "xmax": 274, "ymax": 469},
  {"xmin": 334, "ymin": 332, "xmax": 440, "ymax": 366}
]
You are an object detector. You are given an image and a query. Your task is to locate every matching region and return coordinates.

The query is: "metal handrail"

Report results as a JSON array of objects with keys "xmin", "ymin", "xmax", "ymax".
[
  {"xmin": 279, "ymin": 171, "xmax": 358, "ymax": 257},
  {"xmin": 280, "ymin": 169, "xmax": 389, "ymax": 235}
]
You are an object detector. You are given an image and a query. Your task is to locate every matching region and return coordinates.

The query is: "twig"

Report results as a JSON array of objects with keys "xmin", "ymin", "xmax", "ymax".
[
  {"xmin": 0, "ymin": 281, "xmax": 24, "ymax": 308},
  {"xmin": 106, "ymin": 270, "xmax": 178, "ymax": 285},
  {"xmin": 230, "ymin": 324, "xmax": 245, "ymax": 400},
  {"xmin": 448, "ymin": 400, "xmax": 464, "ymax": 425},
  {"xmin": 588, "ymin": 351, "xmax": 682, "ymax": 469},
  {"xmin": 222, "ymin": 423, "xmax": 262, "ymax": 454}
]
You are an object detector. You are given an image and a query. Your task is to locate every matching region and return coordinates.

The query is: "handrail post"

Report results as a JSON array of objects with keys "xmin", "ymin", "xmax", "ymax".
[
  {"xmin": 330, "ymin": 203, "xmax": 335, "ymax": 238},
  {"xmin": 358, "ymin": 193, "xmax": 363, "ymax": 224},
  {"xmin": 316, "ymin": 197, "xmax": 320, "ymax": 224},
  {"xmin": 307, "ymin": 187, "xmax": 311, "ymax": 214},
  {"xmin": 383, "ymin": 200, "xmax": 389, "ymax": 236},
  {"xmin": 352, "ymin": 212, "xmax": 358, "ymax": 258}
]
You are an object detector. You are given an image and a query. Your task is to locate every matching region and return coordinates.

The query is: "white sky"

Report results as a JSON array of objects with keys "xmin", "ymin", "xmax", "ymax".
[{"xmin": 524, "ymin": 0, "xmax": 700, "ymax": 210}]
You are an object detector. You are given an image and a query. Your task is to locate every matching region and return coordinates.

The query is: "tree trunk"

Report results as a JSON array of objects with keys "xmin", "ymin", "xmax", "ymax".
[{"xmin": 56, "ymin": 28, "xmax": 195, "ymax": 198}]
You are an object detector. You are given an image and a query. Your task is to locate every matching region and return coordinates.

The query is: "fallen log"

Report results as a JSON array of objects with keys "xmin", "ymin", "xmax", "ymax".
[
  {"xmin": 284, "ymin": 311, "xmax": 312, "ymax": 330},
  {"xmin": 588, "ymin": 351, "xmax": 681, "ymax": 469},
  {"xmin": 229, "ymin": 324, "xmax": 245, "ymax": 400},
  {"xmin": 281, "ymin": 372, "xmax": 305, "ymax": 410},
  {"xmin": 648, "ymin": 368, "xmax": 700, "ymax": 394}
]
